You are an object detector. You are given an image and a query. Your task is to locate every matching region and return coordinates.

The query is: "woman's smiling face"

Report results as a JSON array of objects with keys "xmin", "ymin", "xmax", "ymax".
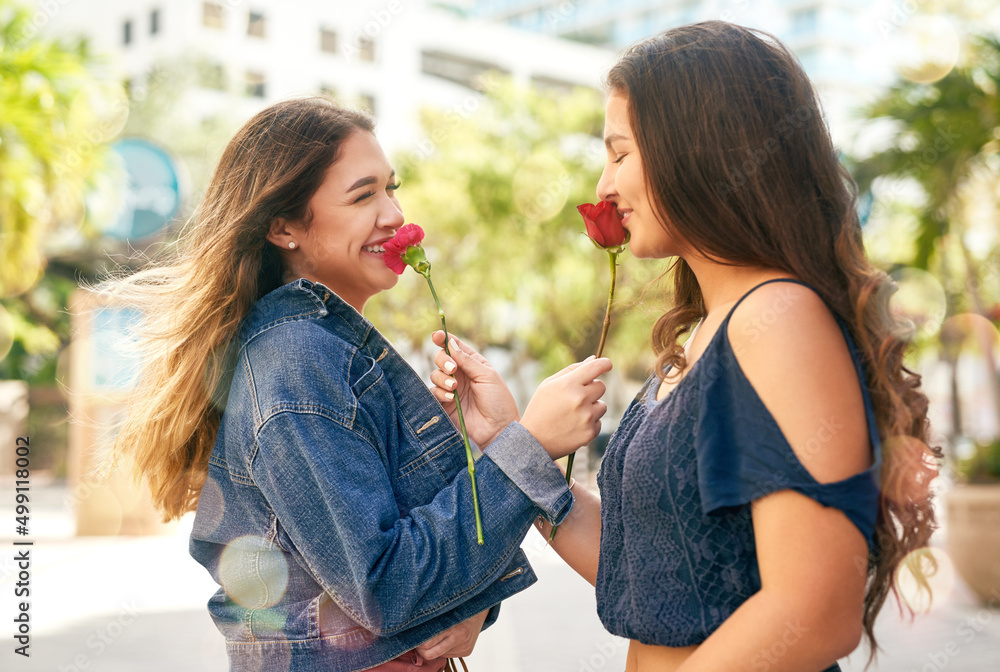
[
  {"xmin": 269, "ymin": 130, "xmax": 405, "ymax": 312},
  {"xmin": 596, "ymin": 92, "xmax": 684, "ymax": 260}
]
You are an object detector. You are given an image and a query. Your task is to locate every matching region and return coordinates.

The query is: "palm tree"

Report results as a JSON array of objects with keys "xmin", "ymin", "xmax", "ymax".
[
  {"xmin": 854, "ymin": 35, "xmax": 1000, "ymax": 459},
  {"xmin": 0, "ymin": 0, "xmax": 118, "ymax": 378}
]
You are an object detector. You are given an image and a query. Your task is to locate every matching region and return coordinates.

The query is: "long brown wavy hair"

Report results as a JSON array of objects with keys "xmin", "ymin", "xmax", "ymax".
[
  {"xmin": 98, "ymin": 98, "xmax": 373, "ymax": 520},
  {"xmin": 606, "ymin": 21, "xmax": 939, "ymax": 662}
]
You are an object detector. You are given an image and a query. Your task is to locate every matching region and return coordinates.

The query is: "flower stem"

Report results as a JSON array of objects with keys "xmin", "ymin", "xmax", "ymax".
[
  {"xmin": 595, "ymin": 251, "xmax": 618, "ymax": 359},
  {"xmin": 426, "ymin": 275, "xmax": 485, "ymax": 546},
  {"xmin": 551, "ymin": 251, "xmax": 618, "ymax": 542}
]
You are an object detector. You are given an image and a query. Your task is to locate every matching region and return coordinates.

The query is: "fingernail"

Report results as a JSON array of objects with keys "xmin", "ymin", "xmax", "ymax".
[
  {"xmin": 446, "ymin": 378, "xmax": 457, "ymax": 389},
  {"xmin": 584, "ymin": 355, "xmax": 595, "ymax": 361},
  {"xmin": 444, "ymin": 361, "xmax": 456, "ymax": 373},
  {"xmin": 444, "ymin": 392, "xmax": 454, "ymax": 401},
  {"xmin": 450, "ymin": 339, "xmax": 460, "ymax": 351}
]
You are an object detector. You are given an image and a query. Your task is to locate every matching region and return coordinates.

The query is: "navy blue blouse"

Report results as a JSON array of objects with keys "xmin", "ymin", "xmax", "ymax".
[{"xmin": 596, "ymin": 279, "xmax": 881, "ymax": 653}]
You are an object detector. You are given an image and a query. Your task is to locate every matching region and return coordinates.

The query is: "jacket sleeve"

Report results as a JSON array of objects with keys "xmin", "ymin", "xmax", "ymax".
[{"xmin": 249, "ymin": 407, "xmax": 571, "ymax": 637}]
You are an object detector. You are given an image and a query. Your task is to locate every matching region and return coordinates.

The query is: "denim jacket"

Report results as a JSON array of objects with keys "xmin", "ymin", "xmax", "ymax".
[{"xmin": 190, "ymin": 279, "xmax": 573, "ymax": 671}]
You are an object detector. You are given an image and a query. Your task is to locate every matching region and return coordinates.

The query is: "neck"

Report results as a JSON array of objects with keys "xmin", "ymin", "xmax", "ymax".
[{"xmin": 683, "ymin": 254, "xmax": 793, "ymax": 315}]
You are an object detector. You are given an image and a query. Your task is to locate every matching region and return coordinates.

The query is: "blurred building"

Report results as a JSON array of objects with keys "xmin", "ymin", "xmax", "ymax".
[
  {"xmin": 465, "ymin": 0, "xmax": 897, "ymax": 144},
  {"xmin": 35, "ymin": 0, "xmax": 616, "ymax": 157}
]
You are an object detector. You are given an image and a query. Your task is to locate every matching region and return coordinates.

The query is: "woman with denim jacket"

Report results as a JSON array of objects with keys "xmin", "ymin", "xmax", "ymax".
[
  {"xmin": 430, "ymin": 22, "xmax": 940, "ymax": 672},
  {"xmin": 102, "ymin": 98, "xmax": 612, "ymax": 671}
]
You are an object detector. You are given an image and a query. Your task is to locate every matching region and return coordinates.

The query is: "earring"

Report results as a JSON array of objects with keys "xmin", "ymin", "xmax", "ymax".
[{"xmin": 288, "ymin": 241, "xmax": 297, "ymax": 249}]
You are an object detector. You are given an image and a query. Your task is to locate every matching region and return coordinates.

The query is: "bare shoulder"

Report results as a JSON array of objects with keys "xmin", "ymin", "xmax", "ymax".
[{"xmin": 726, "ymin": 282, "xmax": 872, "ymax": 483}]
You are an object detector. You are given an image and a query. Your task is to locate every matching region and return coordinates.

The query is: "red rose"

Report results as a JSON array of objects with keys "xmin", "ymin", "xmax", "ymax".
[
  {"xmin": 383, "ymin": 223, "xmax": 426, "ymax": 275},
  {"xmin": 577, "ymin": 201, "xmax": 627, "ymax": 249}
]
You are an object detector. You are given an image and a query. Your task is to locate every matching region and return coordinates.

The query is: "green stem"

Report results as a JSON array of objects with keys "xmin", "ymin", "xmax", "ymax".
[
  {"xmin": 550, "ymin": 251, "xmax": 618, "ymax": 542},
  {"xmin": 426, "ymin": 274, "xmax": 485, "ymax": 546}
]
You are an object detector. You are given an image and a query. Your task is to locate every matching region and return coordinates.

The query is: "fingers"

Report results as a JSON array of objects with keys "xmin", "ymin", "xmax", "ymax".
[
  {"xmin": 415, "ymin": 639, "xmax": 446, "ymax": 661},
  {"xmin": 569, "ymin": 357, "xmax": 613, "ymax": 383},
  {"xmin": 416, "ymin": 632, "xmax": 457, "ymax": 661},
  {"xmin": 433, "ymin": 347, "xmax": 459, "ymax": 377},
  {"xmin": 429, "ymin": 369, "xmax": 457, "ymax": 403}
]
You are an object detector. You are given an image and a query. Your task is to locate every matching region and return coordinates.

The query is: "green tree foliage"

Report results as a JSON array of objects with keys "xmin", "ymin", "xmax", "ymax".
[
  {"xmin": 369, "ymin": 77, "xmax": 664, "ymax": 376},
  {"xmin": 855, "ymin": 32, "xmax": 1000, "ymax": 460},
  {"xmin": 855, "ymin": 35, "xmax": 1000, "ymax": 270},
  {"xmin": 0, "ymin": 0, "xmax": 122, "ymax": 380}
]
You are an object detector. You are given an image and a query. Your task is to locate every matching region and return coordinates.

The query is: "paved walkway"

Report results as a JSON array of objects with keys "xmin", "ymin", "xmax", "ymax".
[{"xmin": 2, "ymin": 479, "xmax": 998, "ymax": 671}]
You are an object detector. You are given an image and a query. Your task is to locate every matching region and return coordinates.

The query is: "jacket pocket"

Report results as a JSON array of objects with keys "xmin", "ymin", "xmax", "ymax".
[{"xmin": 394, "ymin": 435, "xmax": 466, "ymax": 514}]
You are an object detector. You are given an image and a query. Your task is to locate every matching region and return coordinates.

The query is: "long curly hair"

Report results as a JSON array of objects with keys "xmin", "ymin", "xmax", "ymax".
[
  {"xmin": 606, "ymin": 21, "xmax": 939, "ymax": 662},
  {"xmin": 97, "ymin": 98, "xmax": 373, "ymax": 520}
]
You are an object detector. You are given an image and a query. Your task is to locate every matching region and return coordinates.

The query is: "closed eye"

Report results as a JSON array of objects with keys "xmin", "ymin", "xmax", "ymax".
[
  {"xmin": 355, "ymin": 182, "xmax": 400, "ymax": 203},
  {"xmin": 613, "ymin": 154, "xmax": 627, "ymax": 164}
]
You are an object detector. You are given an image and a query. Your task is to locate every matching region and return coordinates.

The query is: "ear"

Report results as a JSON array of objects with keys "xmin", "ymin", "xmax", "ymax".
[{"xmin": 266, "ymin": 217, "xmax": 296, "ymax": 249}]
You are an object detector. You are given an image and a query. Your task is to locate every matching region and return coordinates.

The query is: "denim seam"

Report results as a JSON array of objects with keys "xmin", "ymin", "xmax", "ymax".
[
  {"xmin": 260, "ymin": 403, "xmax": 358, "ymax": 432},
  {"xmin": 396, "ymin": 435, "xmax": 464, "ymax": 479},
  {"xmin": 253, "ymin": 408, "xmax": 381, "ymax": 470},
  {"xmin": 242, "ymin": 309, "xmax": 328, "ymax": 350},
  {"xmin": 244, "ymin": 350, "xmax": 262, "ymax": 429},
  {"xmin": 224, "ymin": 628, "xmax": 377, "ymax": 646}
]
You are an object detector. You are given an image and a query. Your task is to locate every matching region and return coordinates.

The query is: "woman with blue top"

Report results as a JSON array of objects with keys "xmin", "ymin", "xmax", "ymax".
[
  {"xmin": 102, "ymin": 98, "xmax": 612, "ymax": 671},
  {"xmin": 430, "ymin": 22, "xmax": 939, "ymax": 672}
]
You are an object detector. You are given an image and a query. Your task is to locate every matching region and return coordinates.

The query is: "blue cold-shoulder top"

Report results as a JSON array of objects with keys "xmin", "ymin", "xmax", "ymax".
[{"xmin": 595, "ymin": 278, "xmax": 882, "ymax": 657}]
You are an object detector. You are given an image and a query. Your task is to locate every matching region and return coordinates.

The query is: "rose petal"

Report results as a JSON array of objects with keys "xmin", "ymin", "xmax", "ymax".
[{"xmin": 577, "ymin": 201, "xmax": 626, "ymax": 248}]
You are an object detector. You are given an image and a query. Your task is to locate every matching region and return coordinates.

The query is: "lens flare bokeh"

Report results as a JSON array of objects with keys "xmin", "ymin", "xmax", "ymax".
[
  {"xmin": 890, "ymin": 15, "xmax": 961, "ymax": 84},
  {"xmin": 888, "ymin": 267, "xmax": 948, "ymax": 342},
  {"xmin": 512, "ymin": 152, "xmax": 570, "ymax": 222},
  {"xmin": 219, "ymin": 535, "xmax": 289, "ymax": 610}
]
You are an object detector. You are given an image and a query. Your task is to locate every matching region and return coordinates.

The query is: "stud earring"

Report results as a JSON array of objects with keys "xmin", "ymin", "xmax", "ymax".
[{"xmin": 288, "ymin": 241, "xmax": 297, "ymax": 249}]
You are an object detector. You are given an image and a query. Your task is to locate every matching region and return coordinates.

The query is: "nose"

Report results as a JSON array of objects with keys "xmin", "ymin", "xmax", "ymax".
[
  {"xmin": 379, "ymin": 196, "xmax": 405, "ymax": 232},
  {"xmin": 596, "ymin": 160, "xmax": 617, "ymax": 203}
]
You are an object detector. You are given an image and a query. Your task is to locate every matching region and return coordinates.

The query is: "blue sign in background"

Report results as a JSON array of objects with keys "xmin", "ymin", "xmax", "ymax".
[{"xmin": 108, "ymin": 138, "xmax": 182, "ymax": 240}]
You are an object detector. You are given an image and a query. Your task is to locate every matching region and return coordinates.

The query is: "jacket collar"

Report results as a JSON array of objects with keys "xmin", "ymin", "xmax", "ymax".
[{"xmin": 239, "ymin": 278, "xmax": 374, "ymax": 349}]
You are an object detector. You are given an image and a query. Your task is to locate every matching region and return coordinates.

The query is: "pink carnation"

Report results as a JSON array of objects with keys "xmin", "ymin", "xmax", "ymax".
[{"xmin": 383, "ymin": 223, "xmax": 426, "ymax": 275}]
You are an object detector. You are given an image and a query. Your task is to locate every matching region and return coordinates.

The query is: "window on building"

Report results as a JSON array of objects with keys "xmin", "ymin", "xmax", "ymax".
[
  {"xmin": 359, "ymin": 94, "xmax": 376, "ymax": 117},
  {"xmin": 150, "ymin": 9, "xmax": 160, "ymax": 35},
  {"xmin": 359, "ymin": 37, "xmax": 376, "ymax": 63},
  {"xmin": 203, "ymin": 2, "xmax": 224, "ymax": 29},
  {"xmin": 791, "ymin": 8, "xmax": 818, "ymax": 36},
  {"xmin": 248, "ymin": 11, "xmax": 266, "ymax": 38},
  {"xmin": 123, "ymin": 19, "xmax": 133, "ymax": 45},
  {"xmin": 421, "ymin": 50, "xmax": 507, "ymax": 90},
  {"xmin": 246, "ymin": 71, "xmax": 267, "ymax": 98},
  {"xmin": 320, "ymin": 28, "xmax": 338, "ymax": 54}
]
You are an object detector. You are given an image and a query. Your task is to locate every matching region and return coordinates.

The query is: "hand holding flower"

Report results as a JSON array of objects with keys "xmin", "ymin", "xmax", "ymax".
[
  {"xmin": 520, "ymin": 357, "xmax": 613, "ymax": 460},
  {"xmin": 551, "ymin": 201, "xmax": 628, "ymax": 540},
  {"xmin": 428, "ymin": 331, "xmax": 520, "ymax": 448}
]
